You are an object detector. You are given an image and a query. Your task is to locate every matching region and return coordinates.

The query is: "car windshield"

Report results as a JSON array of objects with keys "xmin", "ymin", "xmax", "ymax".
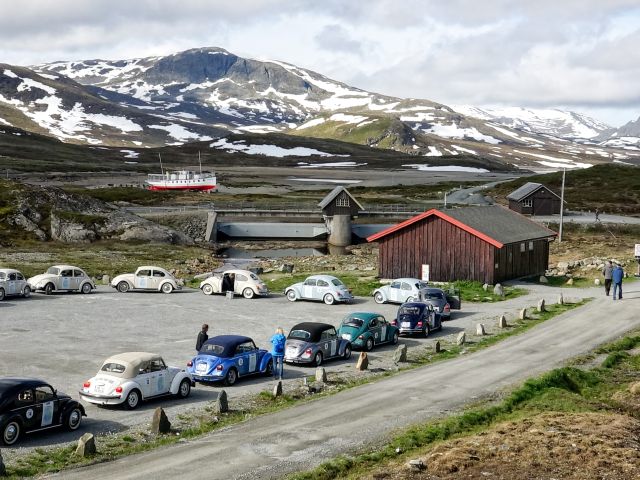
[
  {"xmin": 342, "ymin": 317, "xmax": 364, "ymax": 328},
  {"xmin": 100, "ymin": 362, "xmax": 126, "ymax": 374},
  {"xmin": 200, "ymin": 344, "xmax": 225, "ymax": 355},
  {"xmin": 399, "ymin": 306, "xmax": 422, "ymax": 316},
  {"xmin": 46, "ymin": 267, "xmax": 60, "ymax": 275},
  {"xmin": 425, "ymin": 292, "xmax": 444, "ymax": 300},
  {"xmin": 288, "ymin": 330, "xmax": 311, "ymax": 341},
  {"xmin": 417, "ymin": 282, "xmax": 429, "ymax": 289},
  {"xmin": 331, "ymin": 279, "xmax": 344, "ymax": 287}
]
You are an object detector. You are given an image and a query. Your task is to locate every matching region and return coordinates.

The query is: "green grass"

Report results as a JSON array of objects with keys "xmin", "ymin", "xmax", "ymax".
[{"xmin": 289, "ymin": 327, "xmax": 640, "ymax": 480}]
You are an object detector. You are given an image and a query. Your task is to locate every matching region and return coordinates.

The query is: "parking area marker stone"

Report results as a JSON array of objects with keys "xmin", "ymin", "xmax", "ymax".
[{"xmin": 75, "ymin": 433, "xmax": 96, "ymax": 457}]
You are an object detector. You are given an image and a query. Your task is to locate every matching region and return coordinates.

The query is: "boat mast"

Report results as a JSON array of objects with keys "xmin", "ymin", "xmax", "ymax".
[
  {"xmin": 158, "ymin": 153, "xmax": 164, "ymax": 176},
  {"xmin": 198, "ymin": 151, "xmax": 202, "ymax": 174}
]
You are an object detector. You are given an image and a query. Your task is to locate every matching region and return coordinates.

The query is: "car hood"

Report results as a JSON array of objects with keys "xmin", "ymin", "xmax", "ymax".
[
  {"xmin": 338, "ymin": 325, "xmax": 362, "ymax": 339},
  {"xmin": 111, "ymin": 273, "xmax": 134, "ymax": 284},
  {"xmin": 28, "ymin": 273, "xmax": 53, "ymax": 284}
]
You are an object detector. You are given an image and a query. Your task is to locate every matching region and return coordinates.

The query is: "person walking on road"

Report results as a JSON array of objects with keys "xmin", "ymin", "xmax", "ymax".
[
  {"xmin": 602, "ymin": 260, "xmax": 613, "ymax": 296},
  {"xmin": 612, "ymin": 263, "xmax": 624, "ymax": 300},
  {"xmin": 196, "ymin": 323, "xmax": 209, "ymax": 351},
  {"xmin": 270, "ymin": 327, "xmax": 287, "ymax": 380}
]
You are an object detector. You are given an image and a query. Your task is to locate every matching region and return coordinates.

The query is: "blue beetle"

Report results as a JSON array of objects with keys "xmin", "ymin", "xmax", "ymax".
[{"xmin": 187, "ymin": 335, "xmax": 273, "ymax": 386}]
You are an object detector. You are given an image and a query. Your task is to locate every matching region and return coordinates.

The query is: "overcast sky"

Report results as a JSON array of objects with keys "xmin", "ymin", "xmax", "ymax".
[{"xmin": 1, "ymin": 0, "xmax": 639, "ymax": 127}]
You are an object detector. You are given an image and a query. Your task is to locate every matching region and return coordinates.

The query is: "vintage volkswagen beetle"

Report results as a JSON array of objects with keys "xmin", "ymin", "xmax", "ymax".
[
  {"xmin": 28, "ymin": 265, "xmax": 95, "ymax": 295},
  {"xmin": 111, "ymin": 266, "xmax": 180, "ymax": 294},
  {"xmin": 79, "ymin": 352, "xmax": 193, "ymax": 409},
  {"xmin": 417, "ymin": 287, "xmax": 461, "ymax": 321},
  {"xmin": 391, "ymin": 302, "xmax": 442, "ymax": 337},
  {"xmin": 0, "ymin": 268, "xmax": 31, "ymax": 301},
  {"xmin": 284, "ymin": 322, "xmax": 352, "ymax": 366},
  {"xmin": 285, "ymin": 275, "xmax": 353, "ymax": 305},
  {"xmin": 200, "ymin": 269, "xmax": 269, "ymax": 299},
  {"xmin": 0, "ymin": 377, "xmax": 85, "ymax": 445},
  {"xmin": 373, "ymin": 278, "xmax": 428, "ymax": 305},
  {"xmin": 337, "ymin": 312, "xmax": 399, "ymax": 351},
  {"xmin": 187, "ymin": 335, "xmax": 273, "ymax": 386}
]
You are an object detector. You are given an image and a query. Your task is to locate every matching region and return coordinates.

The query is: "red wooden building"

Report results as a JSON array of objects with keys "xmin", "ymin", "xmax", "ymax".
[{"xmin": 367, "ymin": 205, "xmax": 557, "ymax": 284}]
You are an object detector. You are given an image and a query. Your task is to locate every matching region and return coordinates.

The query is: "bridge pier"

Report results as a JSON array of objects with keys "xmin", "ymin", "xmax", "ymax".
[
  {"xmin": 205, "ymin": 211, "xmax": 218, "ymax": 242},
  {"xmin": 326, "ymin": 214, "xmax": 352, "ymax": 247}
]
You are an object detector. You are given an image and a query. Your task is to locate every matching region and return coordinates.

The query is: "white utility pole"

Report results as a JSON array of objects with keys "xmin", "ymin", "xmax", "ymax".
[{"xmin": 558, "ymin": 168, "xmax": 566, "ymax": 243}]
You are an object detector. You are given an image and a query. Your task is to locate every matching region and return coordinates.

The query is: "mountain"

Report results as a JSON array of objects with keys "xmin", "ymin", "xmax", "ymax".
[
  {"xmin": 0, "ymin": 47, "xmax": 637, "ymax": 172},
  {"xmin": 597, "ymin": 116, "xmax": 640, "ymax": 152}
]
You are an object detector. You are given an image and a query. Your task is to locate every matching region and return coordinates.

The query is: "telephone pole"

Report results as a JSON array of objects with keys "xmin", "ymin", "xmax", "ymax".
[{"xmin": 558, "ymin": 168, "xmax": 566, "ymax": 243}]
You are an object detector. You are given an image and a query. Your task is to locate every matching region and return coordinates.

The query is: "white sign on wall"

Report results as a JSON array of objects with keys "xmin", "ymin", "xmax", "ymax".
[
  {"xmin": 635, "ymin": 244, "xmax": 640, "ymax": 257},
  {"xmin": 421, "ymin": 264, "xmax": 430, "ymax": 282}
]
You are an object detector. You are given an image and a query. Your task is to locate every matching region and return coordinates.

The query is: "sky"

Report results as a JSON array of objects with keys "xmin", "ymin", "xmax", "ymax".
[{"xmin": 1, "ymin": 0, "xmax": 639, "ymax": 127}]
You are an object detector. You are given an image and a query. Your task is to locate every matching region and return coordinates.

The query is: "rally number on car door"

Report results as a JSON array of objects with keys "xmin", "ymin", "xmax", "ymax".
[
  {"xmin": 41, "ymin": 401, "xmax": 54, "ymax": 427},
  {"xmin": 249, "ymin": 353, "xmax": 257, "ymax": 372}
]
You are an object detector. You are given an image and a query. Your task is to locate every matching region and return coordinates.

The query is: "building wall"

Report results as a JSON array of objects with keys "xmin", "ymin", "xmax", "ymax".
[
  {"xmin": 509, "ymin": 189, "xmax": 560, "ymax": 216},
  {"xmin": 493, "ymin": 238, "xmax": 550, "ymax": 283},
  {"xmin": 321, "ymin": 191, "xmax": 360, "ymax": 217}
]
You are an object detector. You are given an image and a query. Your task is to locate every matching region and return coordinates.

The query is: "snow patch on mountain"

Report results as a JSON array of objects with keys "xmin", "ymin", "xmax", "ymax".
[
  {"xmin": 210, "ymin": 138, "xmax": 347, "ymax": 157},
  {"xmin": 403, "ymin": 164, "xmax": 489, "ymax": 173},
  {"xmin": 149, "ymin": 124, "xmax": 211, "ymax": 142},
  {"xmin": 426, "ymin": 123, "xmax": 501, "ymax": 144}
]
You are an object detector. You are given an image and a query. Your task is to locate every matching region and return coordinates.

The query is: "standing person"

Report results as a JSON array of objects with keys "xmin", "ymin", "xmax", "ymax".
[
  {"xmin": 595, "ymin": 208, "xmax": 600, "ymax": 222},
  {"xmin": 196, "ymin": 323, "xmax": 209, "ymax": 351},
  {"xmin": 602, "ymin": 260, "xmax": 613, "ymax": 296},
  {"xmin": 612, "ymin": 263, "xmax": 624, "ymax": 300},
  {"xmin": 270, "ymin": 327, "xmax": 286, "ymax": 380}
]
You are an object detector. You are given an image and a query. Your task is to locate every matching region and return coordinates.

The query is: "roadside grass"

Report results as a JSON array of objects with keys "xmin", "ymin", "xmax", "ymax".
[
  {"xmin": 288, "ymin": 327, "xmax": 640, "ymax": 480},
  {"xmin": 1, "ymin": 300, "xmax": 587, "ymax": 478},
  {"xmin": 522, "ymin": 275, "xmax": 594, "ymax": 288}
]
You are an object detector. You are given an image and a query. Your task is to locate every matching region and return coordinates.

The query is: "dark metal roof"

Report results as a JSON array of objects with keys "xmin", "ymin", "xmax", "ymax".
[
  {"xmin": 200, "ymin": 335, "xmax": 253, "ymax": 357},
  {"xmin": 318, "ymin": 186, "xmax": 364, "ymax": 211},
  {"xmin": 288, "ymin": 322, "xmax": 334, "ymax": 343},
  {"xmin": 367, "ymin": 206, "xmax": 556, "ymax": 246},
  {"xmin": 507, "ymin": 182, "xmax": 560, "ymax": 202}
]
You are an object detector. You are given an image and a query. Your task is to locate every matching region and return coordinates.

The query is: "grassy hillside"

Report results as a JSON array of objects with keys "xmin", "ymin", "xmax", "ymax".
[{"xmin": 488, "ymin": 164, "xmax": 640, "ymax": 215}]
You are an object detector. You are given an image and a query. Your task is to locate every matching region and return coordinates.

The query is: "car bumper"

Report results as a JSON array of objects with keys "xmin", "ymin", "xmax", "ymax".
[
  {"xmin": 191, "ymin": 374, "xmax": 224, "ymax": 382},
  {"xmin": 79, "ymin": 391, "xmax": 124, "ymax": 405},
  {"xmin": 284, "ymin": 355, "xmax": 313, "ymax": 364},
  {"xmin": 398, "ymin": 327, "xmax": 425, "ymax": 335}
]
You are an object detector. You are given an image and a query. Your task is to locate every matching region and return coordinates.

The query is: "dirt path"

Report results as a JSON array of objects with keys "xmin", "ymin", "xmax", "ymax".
[{"xmin": 50, "ymin": 284, "xmax": 640, "ymax": 480}]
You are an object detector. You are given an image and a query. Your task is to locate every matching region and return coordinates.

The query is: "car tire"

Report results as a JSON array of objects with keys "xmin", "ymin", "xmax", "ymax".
[
  {"xmin": 0, "ymin": 288, "xmax": 4, "ymax": 301},
  {"xmin": 323, "ymin": 294, "xmax": 335, "ymax": 305},
  {"xmin": 373, "ymin": 292, "xmax": 385, "ymax": 304},
  {"xmin": 117, "ymin": 281, "xmax": 130, "ymax": 293},
  {"xmin": 265, "ymin": 359, "xmax": 274, "ymax": 376},
  {"xmin": 242, "ymin": 288, "xmax": 254, "ymax": 299},
  {"xmin": 45, "ymin": 283, "xmax": 55, "ymax": 295},
  {"xmin": 2, "ymin": 419, "xmax": 21, "ymax": 445},
  {"xmin": 22, "ymin": 285, "xmax": 31, "ymax": 298},
  {"xmin": 365, "ymin": 337, "xmax": 374, "ymax": 352},
  {"xmin": 392, "ymin": 331, "xmax": 399, "ymax": 345},
  {"xmin": 81, "ymin": 282, "xmax": 92, "ymax": 294},
  {"xmin": 202, "ymin": 284, "xmax": 214, "ymax": 295},
  {"xmin": 124, "ymin": 389, "xmax": 141, "ymax": 410},
  {"xmin": 224, "ymin": 368, "xmax": 238, "ymax": 386},
  {"xmin": 313, "ymin": 352, "xmax": 323, "ymax": 367},
  {"xmin": 65, "ymin": 407, "xmax": 83, "ymax": 431},
  {"xmin": 423, "ymin": 325, "xmax": 430, "ymax": 338},
  {"xmin": 286, "ymin": 290, "xmax": 297, "ymax": 302},
  {"xmin": 343, "ymin": 345, "xmax": 352, "ymax": 360},
  {"xmin": 161, "ymin": 283, "xmax": 174, "ymax": 294},
  {"xmin": 177, "ymin": 379, "xmax": 191, "ymax": 398}
]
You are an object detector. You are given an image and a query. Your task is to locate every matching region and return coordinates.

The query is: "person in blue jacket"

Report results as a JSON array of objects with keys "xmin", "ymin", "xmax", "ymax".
[
  {"xmin": 270, "ymin": 327, "xmax": 286, "ymax": 380},
  {"xmin": 612, "ymin": 263, "xmax": 624, "ymax": 300}
]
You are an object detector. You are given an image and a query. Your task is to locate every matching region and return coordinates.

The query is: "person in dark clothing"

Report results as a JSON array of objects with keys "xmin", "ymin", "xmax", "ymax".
[
  {"xmin": 602, "ymin": 260, "xmax": 613, "ymax": 296},
  {"xmin": 196, "ymin": 324, "xmax": 209, "ymax": 351},
  {"xmin": 270, "ymin": 327, "xmax": 286, "ymax": 380},
  {"xmin": 612, "ymin": 264, "xmax": 624, "ymax": 300}
]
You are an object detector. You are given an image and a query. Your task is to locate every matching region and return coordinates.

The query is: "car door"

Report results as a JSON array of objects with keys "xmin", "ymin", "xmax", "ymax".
[
  {"xmin": 400, "ymin": 282, "xmax": 414, "ymax": 302},
  {"xmin": 368, "ymin": 317, "xmax": 382, "ymax": 345},
  {"xmin": 377, "ymin": 316, "xmax": 390, "ymax": 343},
  {"xmin": 235, "ymin": 341, "xmax": 259, "ymax": 376},
  {"xmin": 425, "ymin": 305, "xmax": 437, "ymax": 330},
  {"xmin": 16, "ymin": 271, "xmax": 27, "ymax": 295},
  {"xmin": 302, "ymin": 278, "xmax": 317, "ymax": 299},
  {"xmin": 59, "ymin": 268, "xmax": 74, "ymax": 290},
  {"xmin": 136, "ymin": 360, "xmax": 156, "ymax": 397},
  {"xmin": 150, "ymin": 358, "xmax": 169, "ymax": 395},
  {"xmin": 150, "ymin": 269, "xmax": 167, "ymax": 290},
  {"xmin": 234, "ymin": 273, "xmax": 248, "ymax": 294},
  {"xmin": 388, "ymin": 281, "xmax": 402, "ymax": 303},
  {"xmin": 134, "ymin": 269, "xmax": 152, "ymax": 290},
  {"xmin": 320, "ymin": 328, "xmax": 339, "ymax": 359},
  {"xmin": 316, "ymin": 279, "xmax": 331, "ymax": 299},
  {"xmin": 73, "ymin": 269, "xmax": 86, "ymax": 291},
  {"xmin": 14, "ymin": 388, "xmax": 38, "ymax": 431},
  {"xmin": 33, "ymin": 385, "xmax": 60, "ymax": 428},
  {"xmin": 6, "ymin": 272, "xmax": 17, "ymax": 296}
]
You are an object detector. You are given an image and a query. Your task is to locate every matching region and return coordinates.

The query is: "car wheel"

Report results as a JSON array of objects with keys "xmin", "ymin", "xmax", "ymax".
[
  {"xmin": 45, "ymin": 282, "xmax": 55, "ymax": 295},
  {"xmin": 65, "ymin": 407, "xmax": 83, "ymax": 431},
  {"xmin": 117, "ymin": 281, "xmax": 130, "ymax": 293},
  {"xmin": 323, "ymin": 293, "xmax": 335, "ymax": 305},
  {"xmin": 423, "ymin": 325, "xmax": 430, "ymax": 338},
  {"xmin": 406, "ymin": 296, "xmax": 417, "ymax": 302},
  {"xmin": 343, "ymin": 345, "xmax": 352, "ymax": 360},
  {"xmin": 2, "ymin": 419, "xmax": 21, "ymax": 445},
  {"xmin": 177, "ymin": 379, "xmax": 191, "ymax": 398},
  {"xmin": 365, "ymin": 337, "xmax": 374, "ymax": 352},
  {"xmin": 22, "ymin": 285, "xmax": 31, "ymax": 298},
  {"xmin": 0, "ymin": 288, "xmax": 4, "ymax": 301},
  {"xmin": 313, "ymin": 352, "xmax": 323, "ymax": 367},
  {"xmin": 81, "ymin": 282, "xmax": 92, "ymax": 294},
  {"xmin": 265, "ymin": 359, "xmax": 274, "ymax": 376},
  {"xmin": 224, "ymin": 368, "xmax": 238, "ymax": 386},
  {"xmin": 161, "ymin": 283, "xmax": 174, "ymax": 294},
  {"xmin": 286, "ymin": 290, "xmax": 297, "ymax": 302},
  {"xmin": 392, "ymin": 331, "xmax": 399, "ymax": 345},
  {"xmin": 373, "ymin": 291, "xmax": 385, "ymax": 304},
  {"xmin": 202, "ymin": 284, "xmax": 214, "ymax": 295},
  {"xmin": 124, "ymin": 389, "xmax": 141, "ymax": 410},
  {"xmin": 242, "ymin": 288, "xmax": 254, "ymax": 299}
]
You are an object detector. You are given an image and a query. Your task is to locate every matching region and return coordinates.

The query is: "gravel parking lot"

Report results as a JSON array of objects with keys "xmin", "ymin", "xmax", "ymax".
[{"xmin": 0, "ymin": 282, "xmax": 577, "ymax": 452}]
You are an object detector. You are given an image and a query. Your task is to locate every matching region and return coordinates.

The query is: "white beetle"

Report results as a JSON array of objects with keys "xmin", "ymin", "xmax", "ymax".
[
  {"xmin": 79, "ymin": 352, "xmax": 193, "ymax": 409},
  {"xmin": 199, "ymin": 269, "xmax": 269, "ymax": 299},
  {"xmin": 111, "ymin": 266, "xmax": 180, "ymax": 294},
  {"xmin": 28, "ymin": 265, "xmax": 95, "ymax": 295},
  {"xmin": 0, "ymin": 268, "xmax": 31, "ymax": 301}
]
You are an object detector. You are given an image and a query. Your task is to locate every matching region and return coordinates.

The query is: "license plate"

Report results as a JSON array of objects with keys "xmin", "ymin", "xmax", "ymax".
[
  {"xmin": 196, "ymin": 363, "xmax": 207, "ymax": 372},
  {"xmin": 341, "ymin": 334, "xmax": 351, "ymax": 340},
  {"xmin": 94, "ymin": 385, "xmax": 104, "ymax": 393},
  {"xmin": 401, "ymin": 322, "xmax": 411, "ymax": 328}
]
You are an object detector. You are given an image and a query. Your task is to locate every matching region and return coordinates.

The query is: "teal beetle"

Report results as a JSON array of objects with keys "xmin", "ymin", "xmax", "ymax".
[{"xmin": 337, "ymin": 312, "xmax": 399, "ymax": 351}]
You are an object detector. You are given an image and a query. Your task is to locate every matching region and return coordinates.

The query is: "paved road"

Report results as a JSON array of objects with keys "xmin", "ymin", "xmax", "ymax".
[{"xmin": 50, "ymin": 284, "xmax": 639, "ymax": 480}]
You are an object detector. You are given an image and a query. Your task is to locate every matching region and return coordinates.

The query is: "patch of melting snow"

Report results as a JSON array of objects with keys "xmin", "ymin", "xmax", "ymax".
[
  {"xmin": 426, "ymin": 123, "xmax": 501, "ymax": 144},
  {"xmin": 296, "ymin": 161, "xmax": 367, "ymax": 168},
  {"xmin": 210, "ymin": 138, "xmax": 348, "ymax": 157},
  {"xmin": 288, "ymin": 177, "xmax": 362, "ymax": 184},
  {"xmin": 424, "ymin": 146, "xmax": 443, "ymax": 157},
  {"xmin": 120, "ymin": 149, "xmax": 139, "ymax": 159},
  {"xmin": 451, "ymin": 145, "xmax": 478, "ymax": 155},
  {"xmin": 403, "ymin": 164, "xmax": 489, "ymax": 173},
  {"xmin": 149, "ymin": 124, "xmax": 212, "ymax": 142}
]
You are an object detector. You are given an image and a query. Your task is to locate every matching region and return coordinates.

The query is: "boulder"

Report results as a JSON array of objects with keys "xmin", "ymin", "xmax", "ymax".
[
  {"xmin": 456, "ymin": 332, "xmax": 466, "ymax": 346},
  {"xmin": 565, "ymin": 278, "xmax": 574, "ymax": 286},
  {"xmin": 493, "ymin": 283, "xmax": 504, "ymax": 296},
  {"xmin": 498, "ymin": 315, "xmax": 508, "ymax": 328},
  {"xmin": 476, "ymin": 324, "xmax": 486, "ymax": 336},
  {"xmin": 0, "ymin": 449, "xmax": 5, "ymax": 476},
  {"xmin": 630, "ymin": 382, "xmax": 640, "ymax": 395},
  {"xmin": 279, "ymin": 264, "xmax": 294, "ymax": 273},
  {"xmin": 594, "ymin": 278, "xmax": 601, "ymax": 286},
  {"xmin": 482, "ymin": 283, "xmax": 490, "ymax": 292},
  {"xmin": 273, "ymin": 381, "xmax": 283, "ymax": 398},
  {"xmin": 539, "ymin": 276, "xmax": 548, "ymax": 283},
  {"xmin": 151, "ymin": 407, "xmax": 171, "ymax": 434},
  {"xmin": 101, "ymin": 274, "xmax": 110, "ymax": 285},
  {"xmin": 408, "ymin": 459, "xmax": 426, "ymax": 471},
  {"xmin": 557, "ymin": 261, "xmax": 569, "ymax": 270},
  {"xmin": 393, "ymin": 344, "xmax": 407, "ymax": 363},
  {"xmin": 519, "ymin": 308, "xmax": 527, "ymax": 320},
  {"xmin": 315, "ymin": 367, "xmax": 327, "ymax": 383},
  {"xmin": 214, "ymin": 390, "xmax": 228, "ymax": 413},
  {"xmin": 75, "ymin": 432, "xmax": 96, "ymax": 457},
  {"xmin": 355, "ymin": 352, "xmax": 369, "ymax": 371},
  {"xmin": 434, "ymin": 341, "xmax": 441, "ymax": 353},
  {"xmin": 537, "ymin": 299, "xmax": 546, "ymax": 312}
]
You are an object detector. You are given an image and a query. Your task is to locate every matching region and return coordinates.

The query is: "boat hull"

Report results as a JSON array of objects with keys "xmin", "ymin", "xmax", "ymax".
[{"xmin": 147, "ymin": 184, "xmax": 217, "ymax": 191}]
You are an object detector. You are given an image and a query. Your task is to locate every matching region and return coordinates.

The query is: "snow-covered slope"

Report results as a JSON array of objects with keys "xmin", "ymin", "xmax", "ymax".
[{"xmin": 598, "ymin": 116, "xmax": 640, "ymax": 152}]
